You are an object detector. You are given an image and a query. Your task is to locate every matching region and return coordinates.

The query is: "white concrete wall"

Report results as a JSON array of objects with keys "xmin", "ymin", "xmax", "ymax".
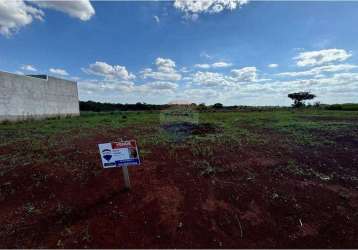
[{"xmin": 0, "ymin": 71, "xmax": 79, "ymax": 121}]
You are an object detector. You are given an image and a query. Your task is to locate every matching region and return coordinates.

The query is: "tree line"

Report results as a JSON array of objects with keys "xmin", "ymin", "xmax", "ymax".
[{"xmin": 80, "ymin": 95, "xmax": 358, "ymax": 112}]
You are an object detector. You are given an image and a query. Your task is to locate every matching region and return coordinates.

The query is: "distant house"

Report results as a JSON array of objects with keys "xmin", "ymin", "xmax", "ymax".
[{"xmin": 0, "ymin": 71, "xmax": 79, "ymax": 121}]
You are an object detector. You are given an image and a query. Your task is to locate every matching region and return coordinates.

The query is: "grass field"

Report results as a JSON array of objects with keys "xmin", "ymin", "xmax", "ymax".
[{"xmin": 1, "ymin": 109, "xmax": 358, "ymax": 248}]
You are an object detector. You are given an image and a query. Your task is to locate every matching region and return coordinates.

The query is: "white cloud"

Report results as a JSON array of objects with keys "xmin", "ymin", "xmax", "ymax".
[
  {"xmin": 183, "ymin": 88, "xmax": 220, "ymax": 101},
  {"xmin": 141, "ymin": 57, "xmax": 182, "ymax": 81},
  {"xmin": 200, "ymin": 51, "xmax": 212, "ymax": 59},
  {"xmin": 174, "ymin": 0, "xmax": 249, "ymax": 20},
  {"xmin": 180, "ymin": 67, "xmax": 190, "ymax": 73},
  {"xmin": 79, "ymin": 78, "xmax": 178, "ymax": 98},
  {"xmin": 21, "ymin": 64, "xmax": 37, "ymax": 72},
  {"xmin": 153, "ymin": 15, "xmax": 160, "ymax": 23},
  {"xmin": 79, "ymin": 63, "xmax": 358, "ymax": 105},
  {"xmin": 32, "ymin": 0, "xmax": 95, "ymax": 21},
  {"xmin": 141, "ymin": 69, "xmax": 182, "ymax": 82},
  {"xmin": 295, "ymin": 49, "xmax": 352, "ymax": 67},
  {"xmin": 194, "ymin": 61, "xmax": 232, "ymax": 69},
  {"xmin": 0, "ymin": 0, "xmax": 43, "ymax": 36},
  {"xmin": 84, "ymin": 61, "xmax": 135, "ymax": 80},
  {"xmin": 277, "ymin": 64, "xmax": 358, "ymax": 78},
  {"xmin": 231, "ymin": 67, "xmax": 257, "ymax": 82},
  {"xmin": 136, "ymin": 81, "xmax": 178, "ymax": 95},
  {"xmin": 190, "ymin": 71, "xmax": 232, "ymax": 87},
  {"xmin": 188, "ymin": 66, "xmax": 260, "ymax": 87},
  {"xmin": 146, "ymin": 81, "xmax": 178, "ymax": 90},
  {"xmin": 78, "ymin": 79, "xmax": 135, "ymax": 94},
  {"xmin": 212, "ymin": 61, "xmax": 233, "ymax": 68},
  {"xmin": 194, "ymin": 64, "xmax": 211, "ymax": 69},
  {"xmin": 0, "ymin": 0, "xmax": 94, "ymax": 36},
  {"xmin": 268, "ymin": 63, "xmax": 278, "ymax": 68},
  {"xmin": 155, "ymin": 57, "xmax": 176, "ymax": 72},
  {"xmin": 49, "ymin": 68, "xmax": 69, "ymax": 76}
]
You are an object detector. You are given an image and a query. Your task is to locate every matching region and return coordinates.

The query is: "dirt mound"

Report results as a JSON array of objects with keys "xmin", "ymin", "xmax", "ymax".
[{"xmin": 162, "ymin": 122, "xmax": 220, "ymax": 136}]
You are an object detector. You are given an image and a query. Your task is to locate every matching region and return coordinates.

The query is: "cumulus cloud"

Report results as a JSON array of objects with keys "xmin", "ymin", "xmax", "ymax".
[
  {"xmin": 0, "ymin": 0, "xmax": 43, "ymax": 36},
  {"xmin": 78, "ymin": 79, "xmax": 135, "ymax": 94},
  {"xmin": 277, "ymin": 64, "xmax": 358, "ymax": 78},
  {"xmin": 145, "ymin": 81, "xmax": 178, "ymax": 90},
  {"xmin": 80, "ymin": 59, "xmax": 179, "ymax": 97},
  {"xmin": 49, "ymin": 68, "xmax": 69, "ymax": 76},
  {"xmin": 190, "ymin": 71, "xmax": 232, "ymax": 87},
  {"xmin": 0, "ymin": 0, "xmax": 94, "ymax": 36},
  {"xmin": 174, "ymin": 0, "xmax": 249, "ymax": 20},
  {"xmin": 294, "ymin": 49, "xmax": 352, "ymax": 67},
  {"xmin": 135, "ymin": 81, "xmax": 179, "ymax": 95},
  {"xmin": 21, "ymin": 64, "xmax": 37, "ymax": 72},
  {"xmin": 32, "ymin": 0, "xmax": 95, "ymax": 21},
  {"xmin": 79, "ymin": 78, "xmax": 178, "ymax": 97},
  {"xmin": 231, "ymin": 67, "xmax": 257, "ymax": 82},
  {"xmin": 183, "ymin": 88, "xmax": 220, "ymax": 100},
  {"xmin": 84, "ymin": 61, "xmax": 135, "ymax": 80},
  {"xmin": 156, "ymin": 57, "xmax": 176, "ymax": 72},
  {"xmin": 268, "ymin": 63, "xmax": 278, "ymax": 68},
  {"xmin": 189, "ymin": 66, "xmax": 260, "ymax": 87},
  {"xmin": 194, "ymin": 61, "xmax": 232, "ymax": 69},
  {"xmin": 141, "ymin": 57, "xmax": 182, "ymax": 81}
]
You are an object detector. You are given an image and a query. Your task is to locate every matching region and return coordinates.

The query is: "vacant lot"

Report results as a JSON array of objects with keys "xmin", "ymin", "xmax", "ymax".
[{"xmin": 1, "ymin": 110, "xmax": 358, "ymax": 248}]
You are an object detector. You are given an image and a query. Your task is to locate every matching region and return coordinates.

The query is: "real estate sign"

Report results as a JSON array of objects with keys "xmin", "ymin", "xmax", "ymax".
[{"xmin": 98, "ymin": 140, "xmax": 140, "ymax": 168}]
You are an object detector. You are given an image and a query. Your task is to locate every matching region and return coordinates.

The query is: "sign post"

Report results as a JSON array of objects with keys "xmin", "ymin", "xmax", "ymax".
[
  {"xmin": 98, "ymin": 140, "xmax": 140, "ymax": 190},
  {"xmin": 122, "ymin": 165, "xmax": 131, "ymax": 189}
]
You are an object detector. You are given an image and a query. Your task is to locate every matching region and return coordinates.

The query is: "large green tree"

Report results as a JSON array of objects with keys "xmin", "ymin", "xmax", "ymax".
[{"xmin": 288, "ymin": 92, "xmax": 316, "ymax": 108}]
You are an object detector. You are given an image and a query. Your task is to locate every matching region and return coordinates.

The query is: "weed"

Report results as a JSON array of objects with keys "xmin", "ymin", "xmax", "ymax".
[
  {"xmin": 23, "ymin": 202, "xmax": 41, "ymax": 214},
  {"xmin": 278, "ymin": 160, "xmax": 331, "ymax": 181},
  {"xmin": 193, "ymin": 160, "xmax": 217, "ymax": 176}
]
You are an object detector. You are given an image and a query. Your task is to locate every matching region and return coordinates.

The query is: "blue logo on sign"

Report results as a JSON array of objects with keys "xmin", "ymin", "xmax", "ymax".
[{"xmin": 102, "ymin": 149, "xmax": 112, "ymax": 161}]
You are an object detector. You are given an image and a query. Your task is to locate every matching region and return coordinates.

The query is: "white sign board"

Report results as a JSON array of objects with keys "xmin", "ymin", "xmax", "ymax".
[{"xmin": 98, "ymin": 140, "xmax": 140, "ymax": 168}]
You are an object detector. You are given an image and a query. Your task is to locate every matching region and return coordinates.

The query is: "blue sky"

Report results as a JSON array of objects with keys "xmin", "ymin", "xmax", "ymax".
[{"xmin": 1, "ymin": 0, "xmax": 358, "ymax": 105}]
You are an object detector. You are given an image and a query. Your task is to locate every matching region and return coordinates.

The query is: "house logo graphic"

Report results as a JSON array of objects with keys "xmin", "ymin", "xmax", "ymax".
[{"xmin": 102, "ymin": 149, "xmax": 112, "ymax": 162}]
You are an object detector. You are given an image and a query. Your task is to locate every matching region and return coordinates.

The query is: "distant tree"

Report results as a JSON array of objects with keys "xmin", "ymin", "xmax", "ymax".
[
  {"xmin": 213, "ymin": 103, "xmax": 224, "ymax": 109},
  {"xmin": 197, "ymin": 103, "xmax": 207, "ymax": 111},
  {"xmin": 288, "ymin": 92, "xmax": 316, "ymax": 108},
  {"xmin": 313, "ymin": 101, "xmax": 321, "ymax": 108},
  {"xmin": 79, "ymin": 101, "xmax": 169, "ymax": 112}
]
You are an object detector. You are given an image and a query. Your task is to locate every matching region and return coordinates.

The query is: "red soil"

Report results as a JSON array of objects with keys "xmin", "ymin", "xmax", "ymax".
[{"xmin": 0, "ymin": 127, "xmax": 358, "ymax": 248}]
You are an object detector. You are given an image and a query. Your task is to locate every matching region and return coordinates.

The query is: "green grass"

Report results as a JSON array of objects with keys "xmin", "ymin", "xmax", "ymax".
[
  {"xmin": 0, "ymin": 111, "xmax": 159, "ymax": 146},
  {"xmin": 326, "ymin": 103, "xmax": 358, "ymax": 111},
  {"xmin": 219, "ymin": 110, "xmax": 358, "ymax": 146},
  {"xmin": 1, "ymin": 109, "xmax": 358, "ymax": 183},
  {"xmin": 1, "ymin": 109, "xmax": 358, "ymax": 148}
]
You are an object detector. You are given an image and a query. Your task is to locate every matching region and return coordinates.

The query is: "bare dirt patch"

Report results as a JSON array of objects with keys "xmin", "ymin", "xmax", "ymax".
[{"xmin": 162, "ymin": 122, "xmax": 221, "ymax": 136}]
